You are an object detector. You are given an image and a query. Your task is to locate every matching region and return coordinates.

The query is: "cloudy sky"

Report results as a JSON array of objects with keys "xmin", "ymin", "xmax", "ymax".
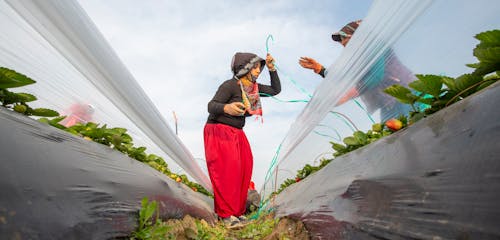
[{"xmin": 76, "ymin": 0, "xmax": 372, "ymax": 189}]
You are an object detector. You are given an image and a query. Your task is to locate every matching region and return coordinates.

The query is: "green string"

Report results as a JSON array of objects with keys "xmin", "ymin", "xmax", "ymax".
[
  {"xmin": 266, "ymin": 34, "xmax": 274, "ymax": 53},
  {"xmin": 353, "ymin": 99, "xmax": 376, "ymax": 124},
  {"xmin": 315, "ymin": 124, "xmax": 342, "ymax": 141},
  {"xmin": 328, "ymin": 111, "xmax": 358, "ymax": 132},
  {"xmin": 266, "ymin": 34, "xmax": 313, "ymax": 98},
  {"xmin": 255, "ymin": 138, "xmax": 285, "ymax": 218},
  {"xmin": 259, "ymin": 93, "xmax": 309, "ymax": 103}
]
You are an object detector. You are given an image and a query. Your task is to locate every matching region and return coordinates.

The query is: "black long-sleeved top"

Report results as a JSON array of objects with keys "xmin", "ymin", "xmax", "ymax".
[{"xmin": 207, "ymin": 71, "xmax": 281, "ymax": 129}]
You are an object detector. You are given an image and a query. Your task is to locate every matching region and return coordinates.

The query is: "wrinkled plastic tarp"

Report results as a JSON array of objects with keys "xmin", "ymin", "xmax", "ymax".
[
  {"xmin": 270, "ymin": 82, "xmax": 500, "ymax": 239},
  {"xmin": 0, "ymin": 108, "xmax": 215, "ymax": 239}
]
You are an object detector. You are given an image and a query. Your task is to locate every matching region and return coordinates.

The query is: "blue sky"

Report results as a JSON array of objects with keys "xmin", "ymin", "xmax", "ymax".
[{"xmin": 77, "ymin": 0, "xmax": 372, "ymax": 189}]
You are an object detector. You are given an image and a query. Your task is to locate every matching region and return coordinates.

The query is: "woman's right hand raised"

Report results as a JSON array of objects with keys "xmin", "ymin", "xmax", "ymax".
[{"xmin": 224, "ymin": 102, "xmax": 246, "ymax": 116}]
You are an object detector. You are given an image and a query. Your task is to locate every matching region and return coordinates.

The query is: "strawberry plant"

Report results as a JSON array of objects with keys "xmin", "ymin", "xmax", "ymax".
[
  {"xmin": 38, "ymin": 118, "xmax": 212, "ymax": 197},
  {"xmin": 331, "ymin": 121, "xmax": 398, "ymax": 157},
  {"xmin": 131, "ymin": 197, "xmax": 170, "ymax": 240},
  {"xmin": 0, "ymin": 67, "xmax": 59, "ymax": 117},
  {"xmin": 384, "ymin": 29, "xmax": 500, "ymax": 124},
  {"xmin": 271, "ymin": 158, "xmax": 333, "ymax": 196}
]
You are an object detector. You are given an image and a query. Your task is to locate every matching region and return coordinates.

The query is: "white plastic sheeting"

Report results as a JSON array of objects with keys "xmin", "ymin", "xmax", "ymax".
[
  {"xmin": 262, "ymin": 0, "xmax": 500, "ymax": 198},
  {"xmin": 0, "ymin": 0, "xmax": 212, "ymax": 191}
]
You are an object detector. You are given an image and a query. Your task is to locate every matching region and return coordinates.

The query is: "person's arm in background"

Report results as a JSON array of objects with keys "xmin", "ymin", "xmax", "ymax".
[
  {"xmin": 299, "ymin": 57, "xmax": 326, "ymax": 78},
  {"xmin": 299, "ymin": 56, "xmax": 359, "ymax": 104}
]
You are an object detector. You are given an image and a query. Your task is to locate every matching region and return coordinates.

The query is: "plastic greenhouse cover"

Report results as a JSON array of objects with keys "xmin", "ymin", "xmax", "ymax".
[
  {"xmin": 0, "ymin": 107, "xmax": 216, "ymax": 239},
  {"xmin": 261, "ymin": 0, "xmax": 500, "ymax": 198},
  {"xmin": 0, "ymin": 0, "xmax": 211, "ymax": 191},
  {"xmin": 268, "ymin": 81, "xmax": 500, "ymax": 239}
]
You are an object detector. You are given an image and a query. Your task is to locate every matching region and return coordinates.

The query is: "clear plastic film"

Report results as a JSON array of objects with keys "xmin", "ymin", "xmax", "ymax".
[
  {"xmin": 261, "ymin": 0, "xmax": 500, "ymax": 198},
  {"xmin": 0, "ymin": 0, "xmax": 211, "ymax": 191}
]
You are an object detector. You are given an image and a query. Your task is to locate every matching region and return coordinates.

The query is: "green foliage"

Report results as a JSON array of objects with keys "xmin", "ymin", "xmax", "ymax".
[
  {"xmin": 332, "ymin": 122, "xmax": 395, "ymax": 158},
  {"xmin": 37, "ymin": 117, "xmax": 212, "ymax": 197},
  {"xmin": 0, "ymin": 67, "xmax": 59, "ymax": 117},
  {"xmin": 273, "ymin": 158, "xmax": 333, "ymax": 196},
  {"xmin": 131, "ymin": 198, "xmax": 170, "ymax": 240},
  {"xmin": 231, "ymin": 214, "xmax": 278, "ymax": 239},
  {"xmin": 384, "ymin": 29, "xmax": 500, "ymax": 124},
  {"xmin": 468, "ymin": 30, "xmax": 500, "ymax": 75},
  {"xmin": 408, "ymin": 74, "xmax": 443, "ymax": 98},
  {"xmin": 192, "ymin": 220, "xmax": 226, "ymax": 239},
  {"xmin": 130, "ymin": 211, "xmax": 285, "ymax": 240},
  {"xmin": 0, "ymin": 67, "xmax": 36, "ymax": 88}
]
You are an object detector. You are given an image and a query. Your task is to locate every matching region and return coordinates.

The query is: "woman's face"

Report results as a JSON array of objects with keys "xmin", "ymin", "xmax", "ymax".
[{"xmin": 250, "ymin": 62, "xmax": 261, "ymax": 78}]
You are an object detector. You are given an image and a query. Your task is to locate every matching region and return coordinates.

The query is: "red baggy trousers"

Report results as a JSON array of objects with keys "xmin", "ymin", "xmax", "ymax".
[{"xmin": 204, "ymin": 123, "xmax": 253, "ymax": 218}]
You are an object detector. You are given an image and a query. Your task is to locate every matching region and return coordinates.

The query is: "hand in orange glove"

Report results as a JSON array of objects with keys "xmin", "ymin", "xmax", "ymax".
[{"xmin": 299, "ymin": 57, "xmax": 323, "ymax": 74}]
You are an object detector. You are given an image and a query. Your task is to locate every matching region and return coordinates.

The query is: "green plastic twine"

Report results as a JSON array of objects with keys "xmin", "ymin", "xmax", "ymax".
[
  {"xmin": 315, "ymin": 124, "xmax": 342, "ymax": 141},
  {"xmin": 328, "ymin": 111, "xmax": 359, "ymax": 132},
  {"xmin": 353, "ymin": 99, "xmax": 375, "ymax": 124},
  {"xmin": 255, "ymin": 139, "xmax": 284, "ymax": 219},
  {"xmin": 266, "ymin": 34, "xmax": 274, "ymax": 53},
  {"xmin": 265, "ymin": 34, "xmax": 313, "ymax": 98},
  {"xmin": 259, "ymin": 93, "xmax": 309, "ymax": 103}
]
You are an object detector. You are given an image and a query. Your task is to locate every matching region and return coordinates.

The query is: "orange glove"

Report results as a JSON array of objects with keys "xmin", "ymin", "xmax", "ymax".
[{"xmin": 299, "ymin": 57, "xmax": 323, "ymax": 74}]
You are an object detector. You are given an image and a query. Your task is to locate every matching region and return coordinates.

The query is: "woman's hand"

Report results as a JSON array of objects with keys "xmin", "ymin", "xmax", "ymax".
[
  {"xmin": 224, "ymin": 102, "xmax": 246, "ymax": 116},
  {"xmin": 266, "ymin": 53, "xmax": 276, "ymax": 71}
]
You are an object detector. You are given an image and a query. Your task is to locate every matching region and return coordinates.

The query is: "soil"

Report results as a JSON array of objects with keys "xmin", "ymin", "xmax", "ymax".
[{"xmin": 162, "ymin": 214, "xmax": 310, "ymax": 240}]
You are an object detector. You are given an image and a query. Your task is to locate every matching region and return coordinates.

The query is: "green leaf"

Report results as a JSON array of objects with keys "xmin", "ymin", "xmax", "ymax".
[
  {"xmin": 38, "ymin": 118, "xmax": 49, "ymax": 124},
  {"xmin": 49, "ymin": 115, "xmax": 67, "ymax": 124},
  {"xmin": 108, "ymin": 127, "xmax": 127, "ymax": 136},
  {"xmin": 454, "ymin": 74, "xmax": 484, "ymax": 97},
  {"xmin": 343, "ymin": 136, "xmax": 359, "ymax": 146},
  {"xmin": 442, "ymin": 77, "xmax": 457, "ymax": 91},
  {"xmin": 15, "ymin": 93, "xmax": 37, "ymax": 102},
  {"xmin": 466, "ymin": 63, "xmax": 481, "ymax": 69},
  {"xmin": 331, "ymin": 142, "xmax": 346, "ymax": 152},
  {"xmin": 0, "ymin": 67, "xmax": 36, "ymax": 88},
  {"xmin": 137, "ymin": 147, "xmax": 147, "ymax": 153},
  {"xmin": 353, "ymin": 131, "xmax": 368, "ymax": 145},
  {"xmin": 147, "ymin": 161, "xmax": 160, "ymax": 169},
  {"xmin": 371, "ymin": 123, "xmax": 382, "ymax": 132},
  {"xmin": 409, "ymin": 74, "xmax": 443, "ymax": 98},
  {"xmin": 29, "ymin": 108, "xmax": 59, "ymax": 117},
  {"xmin": 383, "ymin": 85, "xmax": 418, "ymax": 104},
  {"xmin": 122, "ymin": 133, "xmax": 133, "ymax": 144},
  {"xmin": 475, "ymin": 30, "xmax": 500, "ymax": 48},
  {"xmin": 85, "ymin": 122, "xmax": 99, "ymax": 129},
  {"xmin": 472, "ymin": 47, "xmax": 500, "ymax": 75}
]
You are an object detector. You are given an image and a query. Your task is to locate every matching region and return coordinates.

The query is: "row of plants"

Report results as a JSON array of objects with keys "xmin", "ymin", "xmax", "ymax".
[
  {"xmin": 131, "ymin": 197, "xmax": 284, "ymax": 240},
  {"xmin": 0, "ymin": 66, "xmax": 210, "ymax": 196},
  {"xmin": 271, "ymin": 29, "xmax": 499, "ymax": 197}
]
